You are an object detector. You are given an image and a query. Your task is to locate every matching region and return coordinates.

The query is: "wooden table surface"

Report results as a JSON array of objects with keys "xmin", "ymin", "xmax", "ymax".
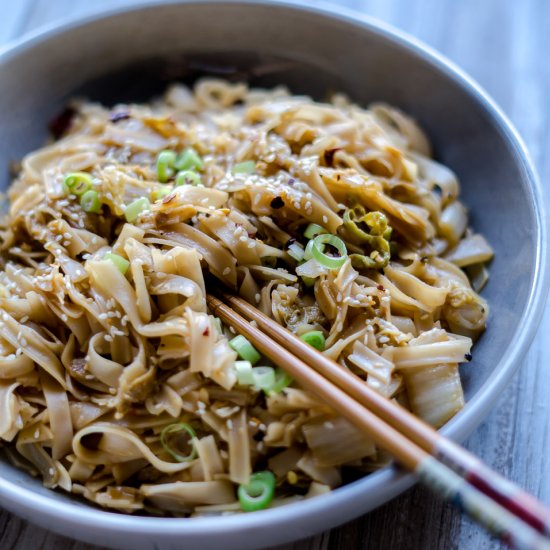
[{"xmin": 1, "ymin": 1, "xmax": 548, "ymax": 549}]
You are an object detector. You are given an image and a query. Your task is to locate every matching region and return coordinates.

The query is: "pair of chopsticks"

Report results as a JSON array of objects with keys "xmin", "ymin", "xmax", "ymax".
[{"xmin": 206, "ymin": 289, "xmax": 550, "ymax": 550}]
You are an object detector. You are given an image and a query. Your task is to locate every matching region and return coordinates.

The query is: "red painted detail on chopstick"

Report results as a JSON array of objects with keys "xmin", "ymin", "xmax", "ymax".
[{"xmin": 467, "ymin": 469, "xmax": 550, "ymax": 535}]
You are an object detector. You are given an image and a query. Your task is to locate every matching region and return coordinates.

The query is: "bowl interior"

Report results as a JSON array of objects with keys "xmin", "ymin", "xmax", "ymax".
[{"xmin": 0, "ymin": 2, "xmax": 543, "ymax": 548}]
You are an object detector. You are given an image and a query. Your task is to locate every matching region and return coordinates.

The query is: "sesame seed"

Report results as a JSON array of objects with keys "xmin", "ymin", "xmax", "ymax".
[
  {"xmin": 255, "ymin": 293, "xmax": 260, "ymax": 303},
  {"xmin": 222, "ymin": 267, "xmax": 231, "ymax": 276},
  {"xmin": 322, "ymin": 215, "xmax": 328, "ymax": 224}
]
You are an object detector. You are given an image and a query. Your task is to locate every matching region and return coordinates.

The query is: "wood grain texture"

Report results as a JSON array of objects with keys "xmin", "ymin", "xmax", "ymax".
[{"xmin": 0, "ymin": 1, "xmax": 549, "ymax": 549}]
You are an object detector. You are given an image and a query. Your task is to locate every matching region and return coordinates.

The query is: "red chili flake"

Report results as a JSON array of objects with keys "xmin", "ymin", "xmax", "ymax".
[
  {"xmin": 377, "ymin": 284, "xmax": 385, "ymax": 291},
  {"xmin": 48, "ymin": 106, "xmax": 76, "ymax": 139},
  {"xmin": 109, "ymin": 110, "xmax": 131, "ymax": 123},
  {"xmin": 270, "ymin": 196, "xmax": 285, "ymax": 209},
  {"xmin": 203, "ymin": 327, "xmax": 210, "ymax": 336},
  {"xmin": 324, "ymin": 148, "xmax": 342, "ymax": 166}
]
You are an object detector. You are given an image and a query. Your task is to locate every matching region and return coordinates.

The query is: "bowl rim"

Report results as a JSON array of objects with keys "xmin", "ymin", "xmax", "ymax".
[{"xmin": 0, "ymin": 0, "xmax": 547, "ymax": 541}]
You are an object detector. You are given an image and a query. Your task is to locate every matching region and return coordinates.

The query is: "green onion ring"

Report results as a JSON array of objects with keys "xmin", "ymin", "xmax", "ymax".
[
  {"xmin": 229, "ymin": 335, "xmax": 261, "ymax": 365},
  {"xmin": 300, "ymin": 330, "xmax": 326, "ymax": 351},
  {"xmin": 310, "ymin": 234, "xmax": 348, "ymax": 269},
  {"xmin": 160, "ymin": 422, "xmax": 197, "ymax": 463},
  {"xmin": 269, "ymin": 368, "xmax": 293, "ymax": 394},
  {"xmin": 303, "ymin": 223, "xmax": 326, "ymax": 240},
  {"xmin": 238, "ymin": 471, "xmax": 276, "ymax": 512},
  {"xmin": 252, "ymin": 366, "xmax": 276, "ymax": 392},
  {"xmin": 64, "ymin": 172, "xmax": 93, "ymax": 196},
  {"xmin": 80, "ymin": 190, "xmax": 102, "ymax": 213}
]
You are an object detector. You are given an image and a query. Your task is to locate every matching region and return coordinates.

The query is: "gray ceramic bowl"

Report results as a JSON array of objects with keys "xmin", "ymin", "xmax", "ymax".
[{"xmin": 0, "ymin": 1, "xmax": 546, "ymax": 549}]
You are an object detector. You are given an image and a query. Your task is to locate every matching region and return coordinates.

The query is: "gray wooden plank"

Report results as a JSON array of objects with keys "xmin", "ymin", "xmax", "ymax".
[{"xmin": 0, "ymin": 0, "xmax": 549, "ymax": 549}]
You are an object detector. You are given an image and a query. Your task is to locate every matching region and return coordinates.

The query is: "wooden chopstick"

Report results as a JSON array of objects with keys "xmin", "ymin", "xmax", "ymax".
[
  {"xmin": 206, "ymin": 291, "xmax": 550, "ymax": 550},
  {"xmin": 213, "ymin": 289, "xmax": 550, "ymax": 537}
]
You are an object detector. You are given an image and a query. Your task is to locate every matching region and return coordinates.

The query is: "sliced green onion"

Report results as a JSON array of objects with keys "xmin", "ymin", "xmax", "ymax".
[
  {"xmin": 301, "ymin": 276, "xmax": 316, "ymax": 288},
  {"xmin": 304, "ymin": 239, "xmax": 315, "ymax": 260},
  {"xmin": 175, "ymin": 147, "xmax": 204, "ymax": 171},
  {"xmin": 125, "ymin": 197, "xmax": 150, "ymax": 223},
  {"xmin": 104, "ymin": 253, "xmax": 129, "ymax": 275},
  {"xmin": 156, "ymin": 150, "xmax": 177, "ymax": 182},
  {"xmin": 80, "ymin": 190, "xmax": 102, "ymax": 213},
  {"xmin": 238, "ymin": 471, "xmax": 276, "ymax": 512},
  {"xmin": 310, "ymin": 234, "xmax": 347, "ymax": 269},
  {"xmin": 252, "ymin": 366, "xmax": 276, "ymax": 392},
  {"xmin": 232, "ymin": 160, "xmax": 256, "ymax": 174},
  {"xmin": 229, "ymin": 335, "xmax": 261, "ymax": 365},
  {"xmin": 300, "ymin": 330, "xmax": 325, "ymax": 351},
  {"xmin": 175, "ymin": 170, "xmax": 202, "ymax": 187},
  {"xmin": 269, "ymin": 368, "xmax": 293, "ymax": 394},
  {"xmin": 160, "ymin": 422, "xmax": 197, "ymax": 463},
  {"xmin": 64, "ymin": 172, "xmax": 93, "ymax": 196},
  {"xmin": 151, "ymin": 187, "xmax": 172, "ymax": 202},
  {"xmin": 214, "ymin": 317, "xmax": 223, "ymax": 335},
  {"xmin": 303, "ymin": 223, "xmax": 326, "ymax": 240},
  {"xmin": 287, "ymin": 242, "xmax": 305, "ymax": 262},
  {"xmin": 235, "ymin": 361, "xmax": 254, "ymax": 386}
]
